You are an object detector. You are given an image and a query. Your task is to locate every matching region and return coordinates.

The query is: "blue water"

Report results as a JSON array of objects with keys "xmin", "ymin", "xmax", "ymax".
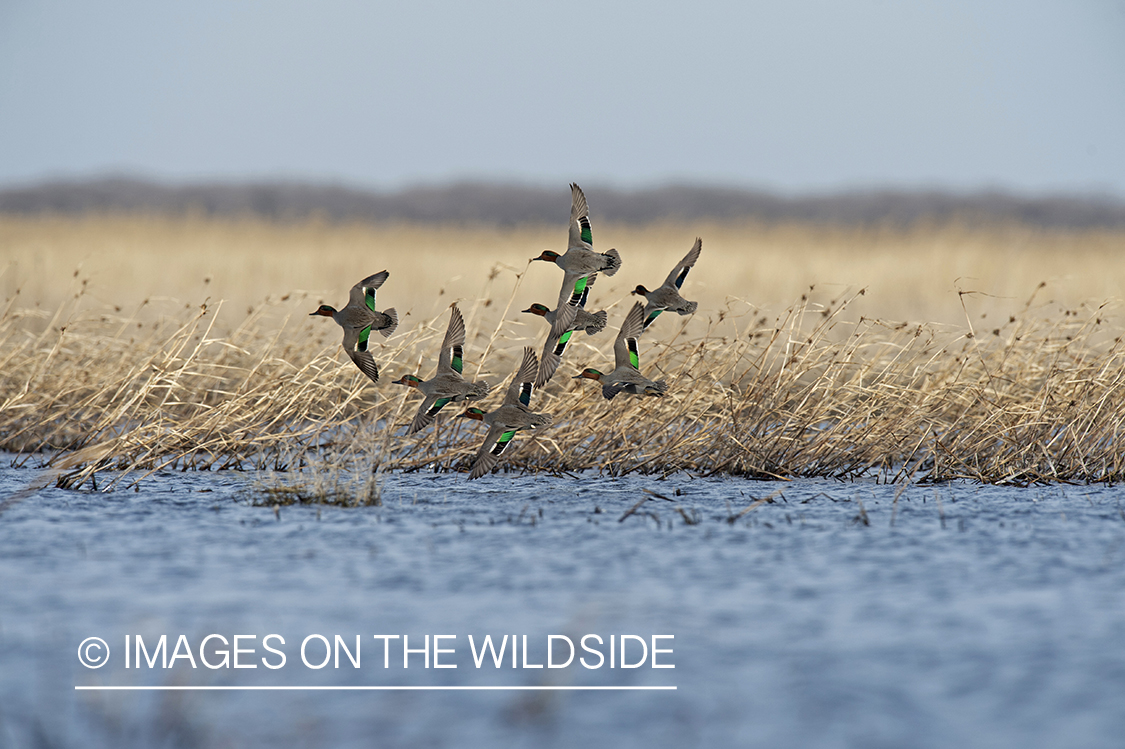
[{"xmin": 1, "ymin": 462, "xmax": 1124, "ymax": 748}]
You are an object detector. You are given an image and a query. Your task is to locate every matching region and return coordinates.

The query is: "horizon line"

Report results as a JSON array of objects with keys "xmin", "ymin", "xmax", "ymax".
[{"xmin": 2, "ymin": 174, "xmax": 1122, "ymax": 201}]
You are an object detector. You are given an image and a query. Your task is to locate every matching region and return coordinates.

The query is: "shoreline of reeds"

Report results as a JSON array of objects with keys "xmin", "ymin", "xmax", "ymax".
[{"xmin": 3, "ymin": 263, "xmax": 1124, "ymax": 494}]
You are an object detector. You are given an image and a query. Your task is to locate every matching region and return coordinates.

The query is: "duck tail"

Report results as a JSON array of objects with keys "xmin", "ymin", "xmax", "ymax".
[
  {"xmin": 380, "ymin": 308, "xmax": 399, "ymax": 337},
  {"xmin": 649, "ymin": 380, "xmax": 669, "ymax": 396},
  {"xmin": 468, "ymin": 380, "xmax": 492, "ymax": 400},
  {"xmin": 601, "ymin": 247, "xmax": 622, "ymax": 277},
  {"xmin": 585, "ymin": 310, "xmax": 608, "ymax": 335},
  {"xmin": 682, "ymin": 300, "xmax": 698, "ymax": 315}
]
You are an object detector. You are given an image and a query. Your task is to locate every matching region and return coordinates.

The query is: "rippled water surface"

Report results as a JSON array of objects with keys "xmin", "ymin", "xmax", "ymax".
[{"xmin": 2, "ymin": 460, "xmax": 1124, "ymax": 748}]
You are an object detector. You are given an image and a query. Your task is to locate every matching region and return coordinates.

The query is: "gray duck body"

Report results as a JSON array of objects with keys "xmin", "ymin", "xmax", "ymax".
[
  {"xmin": 312, "ymin": 270, "xmax": 398, "ymax": 384},
  {"xmin": 396, "ymin": 305, "xmax": 491, "ymax": 434},
  {"xmin": 577, "ymin": 302, "xmax": 668, "ymax": 400},
  {"xmin": 634, "ymin": 237, "xmax": 702, "ymax": 330},
  {"xmin": 464, "ymin": 348, "xmax": 551, "ymax": 479}
]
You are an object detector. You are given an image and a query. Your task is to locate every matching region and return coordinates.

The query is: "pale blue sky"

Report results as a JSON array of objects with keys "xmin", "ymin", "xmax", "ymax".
[{"xmin": 1, "ymin": 0, "xmax": 1123, "ymax": 194}]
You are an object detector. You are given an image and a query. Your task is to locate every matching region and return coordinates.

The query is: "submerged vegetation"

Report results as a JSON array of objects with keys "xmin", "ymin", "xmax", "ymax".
[{"xmin": 2, "ymin": 214, "xmax": 1125, "ymax": 494}]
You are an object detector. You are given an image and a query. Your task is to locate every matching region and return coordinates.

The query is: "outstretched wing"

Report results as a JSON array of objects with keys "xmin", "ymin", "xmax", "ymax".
[
  {"xmin": 437, "ymin": 305, "xmax": 467, "ymax": 375},
  {"xmin": 548, "ymin": 290, "xmax": 580, "ymax": 340},
  {"xmin": 566, "ymin": 183, "xmax": 593, "ymax": 251},
  {"xmin": 552, "ymin": 272, "xmax": 599, "ymax": 332},
  {"xmin": 538, "ymin": 272, "xmax": 590, "ymax": 384},
  {"xmin": 613, "ymin": 302, "xmax": 645, "ymax": 371},
  {"xmin": 578, "ymin": 272, "xmax": 597, "ymax": 307},
  {"xmin": 535, "ymin": 325, "xmax": 573, "ymax": 388},
  {"xmin": 342, "ymin": 327, "xmax": 379, "ymax": 384},
  {"xmin": 408, "ymin": 394, "xmax": 454, "ymax": 434},
  {"xmin": 602, "ymin": 382, "xmax": 626, "ymax": 400},
  {"xmin": 468, "ymin": 423, "xmax": 518, "ymax": 479},
  {"xmin": 502, "ymin": 347, "xmax": 538, "ymax": 407},
  {"xmin": 349, "ymin": 270, "xmax": 390, "ymax": 310},
  {"xmin": 663, "ymin": 238, "xmax": 702, "ymax": 290}
]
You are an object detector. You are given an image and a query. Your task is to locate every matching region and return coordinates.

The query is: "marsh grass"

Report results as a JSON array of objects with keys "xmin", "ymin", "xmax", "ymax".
[
  {"xmin": 3, "ymin": 215, "xmax": 1125, "ymax": 493},
  {"xmin": 5, "ymin": 213, "xmax": 1125, "ymax": 327}
]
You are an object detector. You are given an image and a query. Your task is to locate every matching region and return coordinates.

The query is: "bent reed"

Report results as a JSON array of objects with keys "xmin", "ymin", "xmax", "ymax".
[{"xmin": 2, "ymin": 215, "xmax": 1125, "ymax": 495}]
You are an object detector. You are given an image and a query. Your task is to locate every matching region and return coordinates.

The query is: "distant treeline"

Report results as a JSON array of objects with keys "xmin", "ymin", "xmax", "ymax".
[{"xmin": 2, "ymin": 177, "xmax": 1124, "ymax": 229}]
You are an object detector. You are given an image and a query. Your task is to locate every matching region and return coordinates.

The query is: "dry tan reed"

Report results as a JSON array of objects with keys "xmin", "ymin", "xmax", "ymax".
[
  {"xmin": 5, "ymin": 213, "xmax": 1125, "ymax": 326},
  {"xmin": 3, "ymin": 214, "xmax": 1125, "ymax": 495}
]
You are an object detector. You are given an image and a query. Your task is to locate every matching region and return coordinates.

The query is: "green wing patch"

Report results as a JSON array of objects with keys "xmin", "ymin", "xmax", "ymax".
[
  {"xmin": 490, "ymin": 430, "xmax": 517, "ymax": 456},
  {"xmin": 427, "ymin": 397, "xmax": 453, "ymax": 416},
  {"xmin": 553, "ymin": 329, "xmax": 573, "ymax": 356},
  {"xmin": 644, "ymin": 309, "xmax": 663, "ymax": 329},
  {"xmin": 364, "ymin": 288, "xmax": 376, "ymax": 312},
  {"xmin": 357, "ymin": 326, "xmax": 371, "ymax": 352},
  {"xmin": 451, "ymin": 344, "xmax": 464, "ymax": 374},
  {"xmin": 628, "ymin": 338, "xmax": 639, "ymax": 369},
  {"xmin": 567, "ymin": 275, "xmax": 589, "ymax": 307},
  {"xmin": 579, "ymin": 216, "xmax": 592, "ymax": 245},
  {"xmin": 518, "ymin": 382, "xmax": 532, "ymax": 407}
]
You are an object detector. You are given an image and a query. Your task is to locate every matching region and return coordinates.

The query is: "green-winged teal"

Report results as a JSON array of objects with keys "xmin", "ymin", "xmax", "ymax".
[
  {"xmin": 573, "ymin": 301, "xmax": 668, "ymax": 400},
  {"xmin": 310, "ymin": 270, "xmax": 398, "ymax": 384},
  {"xmin": 458, "ymin": 347, "xmax": 551, "ymax": 479},
  {"xmin": 632, "ymin": 237, "xmax": 702, "ymax": 330},
  {"xmin": 392, "ymin": 304, "xmax": 491, "ymax": 434},
  {"xmin": 531, "ymin": 183, "xmax": 622, "ymax": 337},
  {"xmin": 522, "ymin": 273, "xmax": 608, "ymax": 388}
]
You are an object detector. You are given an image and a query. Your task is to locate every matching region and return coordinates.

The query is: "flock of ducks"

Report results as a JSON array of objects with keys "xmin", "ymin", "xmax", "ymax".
[{"xmin": 311, "ymin": 184, "xmax": 703, "ymax": 479}]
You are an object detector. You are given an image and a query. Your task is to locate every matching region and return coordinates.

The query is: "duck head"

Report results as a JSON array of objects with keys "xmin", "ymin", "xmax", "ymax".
[
  {"xmin": 631, "ymin": 285, "xmax": 650, "ymax": 297},
  {"xmin": 309, "ymin": 304, "xmax": 337, "ymax": 317},
  {"xmin": 522, "ymin": 303, "xmax": 551, "ymax": 317},
  {"xmin": 573, "ymin": 368, "xmax": 604, "ymax": 381},
  {"xmin": 392, "ymin": 374, "xmax": 423, "ymax": 388},
  {"xmin": 458, "ymin": 407, "xmax": 486, "ymax": 421},
  {"xmin": 531, "ymin": 250, "xmax": 562, "ymax": 264}
]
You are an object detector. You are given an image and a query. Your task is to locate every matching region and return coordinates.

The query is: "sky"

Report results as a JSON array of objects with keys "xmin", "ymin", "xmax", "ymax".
[{"xmin": 1, "ymin": 0, "xmax": 1123, "ymax": 195}]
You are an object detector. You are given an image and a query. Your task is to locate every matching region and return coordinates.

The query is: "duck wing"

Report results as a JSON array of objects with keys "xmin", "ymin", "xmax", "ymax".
[
  {"xmin": 408, "ymin": 393, "xmax": 456, "ymax": 435},
  {"xmin": 662, "ymin": 238, "xmax": 702, "ymax": 290},
  {"xmin": 468, "ymin": 422, "xmax": 518, "ymax": 479},
  {"xmin": 555, "ymin": 270, "xmax": 597, "ymax": 312},
  {"xmin": 348, "ymin": 270, "xmax": 390, "ymax": 311},
  {"xmin": 566, "ymin": 182, "xmax": 593, "ymax": 251},
  {"xmin": 613, "ymin": 302, "xmax": 646, "ymax": 371},
  {"xmin": 578, "ymin": 272, "xmax": 597, "ymax": 307},
  {"xmin": 536, "ymin": 312, "xmax": 577, "ymax": 388},
  {"xmin": 437, "ymin": 305, "xmax": 467, "ymax": 375},
  {"xmin": 548, "ymin": 292, "xmax": 579, "ymax": 341},
  {"xmin": 342, "ymin": 327, "xmax": 380, "ymax": 384},
  {"xmin": 502, "ymin": 347, "xmax": 538, "ymax": 407}
]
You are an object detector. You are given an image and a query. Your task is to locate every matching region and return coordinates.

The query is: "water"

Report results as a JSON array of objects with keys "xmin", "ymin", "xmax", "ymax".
[{"xmin": 2, "ymin": 461, "xmax": 1124, "ymax": 748}]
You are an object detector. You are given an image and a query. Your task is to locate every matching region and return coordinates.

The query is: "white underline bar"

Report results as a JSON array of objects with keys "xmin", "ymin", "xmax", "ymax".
[{"xmin": 76, "ymin": 685, "xmax": 676, "ymax": 691}]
